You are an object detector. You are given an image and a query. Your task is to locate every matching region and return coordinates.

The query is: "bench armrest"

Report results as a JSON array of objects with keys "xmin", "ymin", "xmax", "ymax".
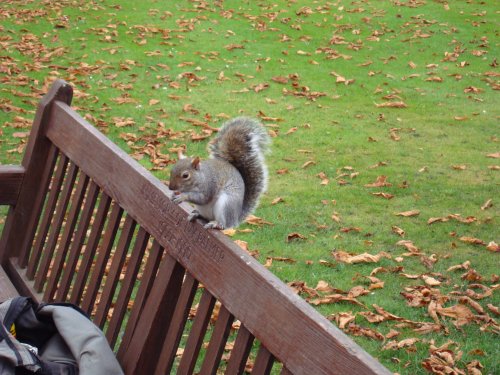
[{"xmin": 0, "ymin": 166, "xmax": 25, "ymax": 205}]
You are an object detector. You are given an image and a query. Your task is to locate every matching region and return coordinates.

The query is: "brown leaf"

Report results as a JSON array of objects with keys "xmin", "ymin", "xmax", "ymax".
[
  {"xmin": 286, "ymin": 232, "xmax": 307, "ymax": 242},
  {"xmin": 459, "ymin": 236, "xmax": 485, "ymax": 246},
  {"xmin": 332, "ymin": 251, "xmax": 391, "ymax": 264},
  {"xmin": 392, "ymin": 226, "xmax": 405, "ymax": 237},
  {"xmin": 422, "ymin": 275, "xmax": 441, "ymax": 286},
  {"xmin": 331, "ymin": 312, "xmax": 356, "ymax": 329},
  {"xmin": 486, "ymin": 241, "xmax": 499, "ymax": 252},
  {"xmin": 372, "ymin": 192, "xmax": 394, "ymax": 199},
  {"xmin": 437, "ymin": 304, "xmax": 475, "ymax": 327},
  {"xmin": 480, "ymin": 199, "xmax": 493, "ymax": 210},
  {"xmin": 396, "ymin": 210, "xmax": 420, "ymax": 217},
  {"xmin": 364, "ymin": 175, "xmax": 392, "ymax": 187},
  {"xmin": 375, "ymin": 101, "xmax": 408, "ymax": 108}
]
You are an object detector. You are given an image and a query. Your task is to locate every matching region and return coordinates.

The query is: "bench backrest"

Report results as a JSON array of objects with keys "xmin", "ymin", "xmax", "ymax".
[{"xmin": 0, "ymin": 80, "xmax": 390, "ymax": 375}]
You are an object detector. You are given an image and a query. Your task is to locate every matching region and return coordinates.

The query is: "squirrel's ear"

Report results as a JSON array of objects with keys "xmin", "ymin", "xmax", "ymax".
[
  {"xmin": 191, "ymin": 156, "xmax": 201, "ymax": 170},
  {"xmin": 178, "ymin": 150, "xmax": 187, "ymax": 160}
]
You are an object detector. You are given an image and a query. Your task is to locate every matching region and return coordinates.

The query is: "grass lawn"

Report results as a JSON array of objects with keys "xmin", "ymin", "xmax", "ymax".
[{"xmin": 1, "ymin": 1, "xmax": 498, "ymax": 373}]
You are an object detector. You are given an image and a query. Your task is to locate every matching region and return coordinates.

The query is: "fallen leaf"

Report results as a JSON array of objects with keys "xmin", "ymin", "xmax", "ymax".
[
  {"xmin": 365, "ymin": 175, "xmax": 392, "ymax": 187},
  {"xmin": 396, "ymin": 210, "xmax": 420, "ymax": 217},
  {"xmin": 286, "ymin": 232, "xmax": 307, "ymax": 242}
]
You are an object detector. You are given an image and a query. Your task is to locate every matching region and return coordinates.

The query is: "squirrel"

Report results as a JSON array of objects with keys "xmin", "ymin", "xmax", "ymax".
[{"xmin": 168, "ymin": 117, "xmax": 270, "ymax": 229}]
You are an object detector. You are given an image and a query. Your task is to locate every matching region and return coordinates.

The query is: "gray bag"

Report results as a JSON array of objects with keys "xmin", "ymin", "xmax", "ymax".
[{"xmin": 0, "ymin": 297, "xmax": 123, "ymax": 375}]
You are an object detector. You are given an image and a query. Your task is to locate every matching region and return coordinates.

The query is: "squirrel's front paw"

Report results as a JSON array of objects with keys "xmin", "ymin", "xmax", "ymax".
[{"xmin": 171, "ymin": 193, "xmax": 185, "ymax": 204}]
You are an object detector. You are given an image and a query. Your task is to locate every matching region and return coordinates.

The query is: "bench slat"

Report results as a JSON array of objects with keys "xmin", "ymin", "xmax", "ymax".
[
  {"xmin": 120, "ymin": 254, "xmax": 185, "ymax": 374},
  {"xmin": 35, "ymin": 160, "xmax": 77, "ymax": 293},
  {"xmin": 253, "ymin": 345, "xmax": 275, "ymax": 375},
  {"xmin": 26, "ymin": 147, "xmax": 63, "ymax": 279},
  {"xmin": 106, "ymin": 226, "xmax": 150, "ymax": 347},
  {"xmin": 154, "ymin": 272, "xmax": 199, "ymax": 374},
  {"xmin": 44, "ymin": 171, "xmax": 89, "ymax": 301},
  {"xmin": 116, "ymin": 240, "xmax": 164, "ymax": 359},
  {"xmin": 226, "ymin": 325, "xmax": 255, "ymax": 375},
  {"xmin": 94, "ymin": 214, "xmax": 136, "ymax": 328},
  {"xmin": 69, "ymin": 191, "xmax": 111, "ymax": 306},
  {"xmin": 56, "ymin": 180, "xmax": 100, "ymax": 301},
  {"xmin": 201, "ymin": 304, "xmax": 234, "ymax": 374},
  {"xmin": 176, "ymin": 289, "xmax": 216, "ymax": 374},
  {"xmin": 81, "ymin": 202, "xmax": 123, "ymax": 314}
]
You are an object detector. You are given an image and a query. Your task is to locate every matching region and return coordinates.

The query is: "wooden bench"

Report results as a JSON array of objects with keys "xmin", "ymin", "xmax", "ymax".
[{"xmin": 0, "ymin": 80, "xmax": 391, "ymax": 375}]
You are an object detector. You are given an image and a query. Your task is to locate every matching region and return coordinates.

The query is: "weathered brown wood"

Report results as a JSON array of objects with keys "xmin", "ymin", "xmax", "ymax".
[
  {"xmin": 120, "ymin": 254, "xmax": 185, "ymax": 375},
  {"xmin": 0, "ymin": 166, "xmax": 25, "ymax": 206},
  {"xmin": 117, "ymin": 239, "xmax": 164, "ymax": 360},
  {"xmin": 34, "ymin": 161, "xmax": 78, "ymax": 293},
  {"xmin": 69, "ymin": 191, "xmax": 111, "ymax": 306},
  {"xmin": 154, "ymin": 272, "xmax": 199, "ymax": 375},
  {"xmin": 19, "ymin": 145, "xmax": 59, "ymax": 268},
  {"xmin": 106, "ymin": 226, "xmax": 150, "ymax": 347},
  {"xmin": 200, "ymin": 304, "xmax": 234, "ymax": 375},
  {"xmin": 81, "ymin": 202, "xmax": 123, "ymax": 314},
  {"xmin": 280, "ymin": 366, "xmax": 293, "ymax": 375},
  {"xmin": 44, "ymin": 171, "xmax": 89, "ymax": 302},
  {"xmin": 94, "ymin": 214, "xmax": 136, "ymax": 328},
  {"xmin": 56, "ymin": 180, "xmax": 100, "ymax": 301},
  {"xmin": 226, "ymin": 325, "xmax": 255, "ymax": 375},
  {"xmin": 26, "ymin": 149, "xmax": 65, "ymax": 279},
  {"xmin": 46, "ymin": 99, "xmax": 391, "ymax": 375},
  {"xmin": 0, "ymin": 264, "xmax": 18, "ymax": 301},
  {"xmin": 0, "ymin": 80, "xmax": 72, "ymax": 265},
  {"xmin": 177, "ymin": 289, "xmax": 217, "ymax": 374},
  {"xmin": 252, "ymin": 345, "xmax": 275, "ymax": 375}
]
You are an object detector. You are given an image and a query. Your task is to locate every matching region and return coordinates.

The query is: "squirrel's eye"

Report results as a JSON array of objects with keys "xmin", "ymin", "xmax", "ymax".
[{"xmin": 181, "ymin": 172, "xmax": 190, "ymax": 179}]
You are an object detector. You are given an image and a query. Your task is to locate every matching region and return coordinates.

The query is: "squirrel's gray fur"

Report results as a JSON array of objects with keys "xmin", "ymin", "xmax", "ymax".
[{"xmin": 169, "ymin": 117, "xmax": 270, "ymax": 229}]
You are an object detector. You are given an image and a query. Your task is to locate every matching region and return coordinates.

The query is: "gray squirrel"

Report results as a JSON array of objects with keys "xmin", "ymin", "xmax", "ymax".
[{"xmin": 169, "ymin": 117, "xmax": 270, "ymax": 229}]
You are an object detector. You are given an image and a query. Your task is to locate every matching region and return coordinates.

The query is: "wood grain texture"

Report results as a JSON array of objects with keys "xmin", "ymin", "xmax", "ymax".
[{"xmin": 0, "ymin": 166, "xmax": 25, "ymax": 206}]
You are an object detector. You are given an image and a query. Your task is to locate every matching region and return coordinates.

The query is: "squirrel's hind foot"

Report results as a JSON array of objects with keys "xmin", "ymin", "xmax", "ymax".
[{"xmin": 204, "ymin": 221, "xmax": 224, "ymax": 230}]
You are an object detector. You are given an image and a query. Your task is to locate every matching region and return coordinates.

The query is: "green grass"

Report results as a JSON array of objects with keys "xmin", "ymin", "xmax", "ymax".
[{"xmin": 1, "ymin": 1, "xmax": 499, "ymax": 373}]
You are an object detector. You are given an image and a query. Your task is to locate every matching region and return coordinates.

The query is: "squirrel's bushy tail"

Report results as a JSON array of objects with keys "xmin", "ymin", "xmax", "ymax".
[{"xmin": 208, "ymin": 117, "xmax": 270, "ymax": 221}]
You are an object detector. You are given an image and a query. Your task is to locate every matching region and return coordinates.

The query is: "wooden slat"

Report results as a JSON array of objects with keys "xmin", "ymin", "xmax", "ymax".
[
  {"xmin": 44, "ymin": 171, "xmax": 89, "ymax": 301},
  {"xmin": 252, "ymin": 346, "xmax": 274, "ymax": 375},
  {"xmin": 117, "ymin": 240, "xmax": 164, "ymax": 359},
  {"xmin": 200, "ymin": 304, "xmax": 234, "ymax": 375},
  {"xmin": 34, "ymin": 161, "xmax": 78, "ymax": 293},
  {"xmin": 226, "ymin": 325, "xmax": 255, "ymax": 375},
  {"xmin": 26, "ymin": 148, "xmax": 64, "ymax": 279},
  {"xmin": 0, "ymin": 80, "xmax": 73, "ymax": 266},
  {"xmin": 46, "ymin": 98, "xmax": 391, "ymax": 375},
  {"xmin": 81, "ymin": 202, "xmax": 123, "ymax": 314},
  {"xmin": 0, "ymin": 166, "xmax": 25, "ymax": 206},
  {"xmin": 69, "ymin": 191, "xmax": 111, "ymax": 305},
  {"xmin": 177, "ymin": 289, "xmax": 217, "ymax": 374},
  {"xmin": 106, "ymin": 226, "xmax": 150, "ymax": 347},
  {"xmin": 19, "ymin": 145, "xmax": 59, "ymax": 268},
  {"xmin": 281, "ymin": 366, "xmax": 293, "ymax": 375},
  {"xmin": 56, "ymin": 180, "xmax": 100, "ymax": 301},
  {"xmin": 120, "ymin": 254, "xmax": 185, "ymax": 374},
  {"xmin": 154, "ymin": 273, "xmax": 199, "ymax": 375},
  {"xmin": 93, "ymin": 214, "xmax": 136, "ymax": 328}
]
